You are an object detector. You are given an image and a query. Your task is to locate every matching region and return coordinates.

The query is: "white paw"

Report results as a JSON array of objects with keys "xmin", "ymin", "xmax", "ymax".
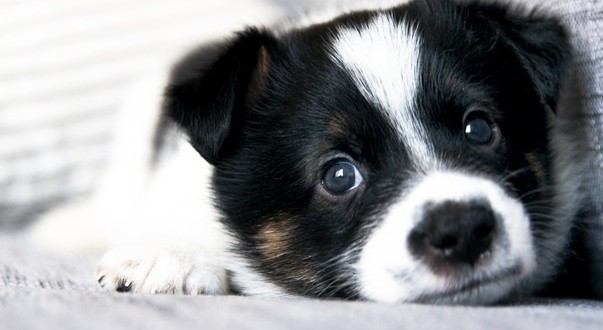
[{"xmin": 96, "ymin": 247, "xmax": 228, "ymax": 295}]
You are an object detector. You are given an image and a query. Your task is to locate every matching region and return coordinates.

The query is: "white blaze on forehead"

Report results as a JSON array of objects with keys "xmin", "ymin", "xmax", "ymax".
[{"xmin": 330, "ymin": 14, "xmax": 433, "ymax": 169}]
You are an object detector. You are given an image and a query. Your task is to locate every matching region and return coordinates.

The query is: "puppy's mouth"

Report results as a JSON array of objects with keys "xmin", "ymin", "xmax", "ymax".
[{"xmin": 412, "ymin": 264, "xmax": 523, "ymax": 304}]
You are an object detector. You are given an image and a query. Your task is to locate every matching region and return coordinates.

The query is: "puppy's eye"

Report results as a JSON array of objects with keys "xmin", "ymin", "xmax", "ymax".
[
  {"xmin": 464, "ymin": 113, "xmax": 496, "ymax": 145},
  {"xmin": 322, "ymin": 161, "xmax": 364, "ymax": 195}
]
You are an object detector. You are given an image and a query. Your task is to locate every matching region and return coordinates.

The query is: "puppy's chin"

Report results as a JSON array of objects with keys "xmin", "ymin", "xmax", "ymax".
[
  {"xmin": 358, "ymin": 262, "xmax": 526, "ymax": 304},
  {"xmin": 355, "ymin": 171, "xmax": 537, "ymax": 304}
]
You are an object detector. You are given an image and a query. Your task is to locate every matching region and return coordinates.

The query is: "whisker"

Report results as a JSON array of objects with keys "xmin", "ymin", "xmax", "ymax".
[
  {"xmin": 517, "ymin": 186, "xmax": 554, "ymax": 201},
  {"xmin": 497, "ymin": 167, "xmax": 531, "ymax": 185},
  {"xmin": 527, "ymin": 212, "xmax": 558, "ymax": 219},
  {"xmin": 523, "ymin": 202, "xmax": 555, "ymax": 209}
]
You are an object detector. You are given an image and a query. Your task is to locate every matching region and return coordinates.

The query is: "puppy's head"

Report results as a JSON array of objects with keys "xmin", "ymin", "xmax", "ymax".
[{"xmin": 165, "ymin": 0, "xmax": 571, "ymax": 304}]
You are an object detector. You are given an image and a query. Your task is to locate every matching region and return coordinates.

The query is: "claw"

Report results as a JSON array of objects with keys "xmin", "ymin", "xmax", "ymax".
[{"xmin": 116, "ymin": 280, "xmax": 133, "ymax": 292}]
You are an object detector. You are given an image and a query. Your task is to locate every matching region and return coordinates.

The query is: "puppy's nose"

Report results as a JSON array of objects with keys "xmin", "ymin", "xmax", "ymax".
[{"xmin": 408, "ymin": 200, "xmax": 497, "ymax": 270}]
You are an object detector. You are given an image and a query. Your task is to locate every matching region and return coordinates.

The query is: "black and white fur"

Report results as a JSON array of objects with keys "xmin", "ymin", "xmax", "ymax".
[{"xmin": 32, "ymin": 0, "xmax": 581, "ymax": 304}]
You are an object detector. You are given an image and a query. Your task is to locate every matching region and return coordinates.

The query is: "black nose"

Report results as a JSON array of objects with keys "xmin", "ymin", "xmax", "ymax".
[{"xmin": 408, "ymin": 200, "xmax": 497, "ymax": 270}]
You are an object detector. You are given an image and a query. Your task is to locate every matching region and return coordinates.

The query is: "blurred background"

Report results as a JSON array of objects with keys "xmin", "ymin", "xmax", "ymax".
[{"xmin": 0, "ymin": 0, "xmax": 354, "ymax": 228}]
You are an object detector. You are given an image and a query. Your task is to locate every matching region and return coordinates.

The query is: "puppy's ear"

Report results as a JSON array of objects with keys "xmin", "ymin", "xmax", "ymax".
[
  {"xmin": 164, "ymin": 28, "xmax": 274, "ymax": 164},
  {"xmin": 480, "ymin": 5, "xmax": 572, "ymax": 112}
]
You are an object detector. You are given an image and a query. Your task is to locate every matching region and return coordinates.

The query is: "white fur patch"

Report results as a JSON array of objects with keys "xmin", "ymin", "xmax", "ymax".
[
  {"xmin": 331, "ymin": 14, "xmax": 434, "ymax": 169},
  {"xmin": 228, "ymin": 258, "xmax": 294, "ymax": 297},
  {"xmin": 357, "ymin": 171, "xmax": 536, "ymax": 303}
]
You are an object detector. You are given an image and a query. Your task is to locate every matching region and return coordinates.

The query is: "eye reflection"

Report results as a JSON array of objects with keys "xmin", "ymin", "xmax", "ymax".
[{"xmin": 322, "ymin": 161, "xmax": 363, "ymax": 195}]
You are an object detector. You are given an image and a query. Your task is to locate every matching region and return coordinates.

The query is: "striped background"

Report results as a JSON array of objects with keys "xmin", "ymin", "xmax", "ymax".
[
  {"xmin": 0, "ymin": 0, "xmax": 319, "ymax": 227},
  {"xmin": 0, "ymin": 0, "xmax": 601, "ymax": 228}
]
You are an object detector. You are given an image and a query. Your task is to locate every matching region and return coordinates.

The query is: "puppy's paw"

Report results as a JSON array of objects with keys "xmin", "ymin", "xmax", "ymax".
[{"xmin": 96, "ymin": 247, "xmax": 228, "ymax": 295}]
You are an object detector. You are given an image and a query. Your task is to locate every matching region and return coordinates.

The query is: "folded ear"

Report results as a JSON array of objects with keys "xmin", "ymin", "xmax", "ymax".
[
  {"xmin": 164, "ymin": 28, "xmax": 274, "ymax": 164},
  {"xmin": 480, "ymin": 5, "xmax": 572, "ymax": 112}
]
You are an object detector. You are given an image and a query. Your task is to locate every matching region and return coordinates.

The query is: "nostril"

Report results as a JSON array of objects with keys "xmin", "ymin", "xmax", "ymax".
[
  {"xmin": 430, "ymin": 234, "xmax": 459, "ymax": 258},
  {"xmin": 431, "ymin": 234, "xmax": 458, "ymax": 251}
]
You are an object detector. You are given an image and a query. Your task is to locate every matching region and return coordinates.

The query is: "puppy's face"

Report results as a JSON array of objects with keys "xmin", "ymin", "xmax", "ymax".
[{"xmin": 166, "ymin": 0, "xmax": 571, "ymax": 304}]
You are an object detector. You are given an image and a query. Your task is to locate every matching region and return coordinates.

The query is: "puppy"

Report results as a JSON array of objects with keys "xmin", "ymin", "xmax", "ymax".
[{"xmin": 33, "ymin": 0, "xmax": 578, "ymax": 304}]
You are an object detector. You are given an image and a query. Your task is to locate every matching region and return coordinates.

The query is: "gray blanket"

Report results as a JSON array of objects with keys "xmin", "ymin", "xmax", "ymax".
[
  {"xmin": 2, "ymin": 232, "xmax": 603, "ymax": 329},
  {"xmin": 1, "ymin": 0, "xmax": 603, "ymax": 328}
]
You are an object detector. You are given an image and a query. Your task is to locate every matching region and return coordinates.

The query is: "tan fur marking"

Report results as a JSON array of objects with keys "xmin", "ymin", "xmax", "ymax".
[
  {"xmin": 525, "ymin": 153, "xmax": 548, "ymax": 189},
  {"xmin": 257, "ymin": 218, "xmax": 321, "ymax": 284},
  {"xmin": 257, "ymin": 218, "xmax": 294, "ymax": 259},
  {"xmin": 246, "ymin": 45, "xmax": 271, "ymax": 103}
]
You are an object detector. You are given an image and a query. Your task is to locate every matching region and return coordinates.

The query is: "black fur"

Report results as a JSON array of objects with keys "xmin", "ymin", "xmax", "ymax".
[
  {"xmin": 164, "ymin": 0, "xmax": 572, "ymax": 301},
  {"xmin": 166, "ymin": 29, "xmax": 277, "ymax": 164}
]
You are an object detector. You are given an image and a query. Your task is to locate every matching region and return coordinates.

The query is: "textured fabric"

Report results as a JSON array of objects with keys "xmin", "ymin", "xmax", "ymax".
[{"xmin": 2, "ymin": 232, "xmax": 603, "ymax": 330}]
